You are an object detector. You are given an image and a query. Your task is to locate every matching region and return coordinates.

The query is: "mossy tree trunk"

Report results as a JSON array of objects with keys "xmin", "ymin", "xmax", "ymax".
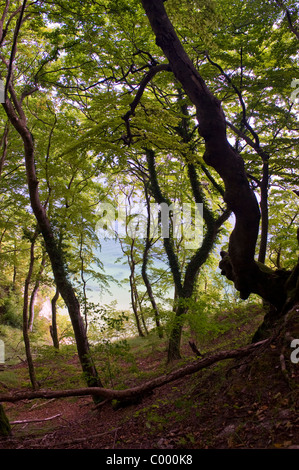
[{"xmin": 146, "ymin": 149, "xmax": 230, "ymax": 362}]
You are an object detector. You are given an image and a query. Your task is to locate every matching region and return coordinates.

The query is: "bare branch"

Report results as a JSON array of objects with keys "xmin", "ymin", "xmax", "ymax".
[
  {"xmin": 5, "ymin": 0, "xmax": 28, "ymax": 100},
  {"xmin": 10, "ymin": 414, "xmax": 62, "ymax": 425}
]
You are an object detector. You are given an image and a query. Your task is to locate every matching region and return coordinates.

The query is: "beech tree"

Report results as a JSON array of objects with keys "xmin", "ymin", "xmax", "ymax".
[{"xmin": 137, "ymin": 0, "xmax": 299, "ymax": 338}]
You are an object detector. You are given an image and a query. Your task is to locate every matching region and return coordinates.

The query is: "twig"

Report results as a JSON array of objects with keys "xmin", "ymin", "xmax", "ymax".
[
  {"xmin": 10, "ymin": 413, "xmax": 62, "ymax": 425},
  {"xmin": 47, "ymin": 427, "xmax": 121, "ymax": 448},
  {"xmin": 30, "ymin": 398, "xmax": 56, "ymax": 410}
]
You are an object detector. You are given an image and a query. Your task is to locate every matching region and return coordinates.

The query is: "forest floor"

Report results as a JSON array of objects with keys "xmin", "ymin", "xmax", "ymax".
[{"xmin": 0, "ymin": 304, "xmax": 298, "ymax": 450}]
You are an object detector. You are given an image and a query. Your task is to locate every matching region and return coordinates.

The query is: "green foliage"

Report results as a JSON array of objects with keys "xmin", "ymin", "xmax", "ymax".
[
  {"xmin": 87, "ymin": 302, "xmax": 135, "ymax": 386},
  {"xmin": 0, "ymin": 288, "xmax": 22, "ymax": 329},
  {"xmin": 267, "ymin": 188, "xmax": 299, "ymax": 270}
]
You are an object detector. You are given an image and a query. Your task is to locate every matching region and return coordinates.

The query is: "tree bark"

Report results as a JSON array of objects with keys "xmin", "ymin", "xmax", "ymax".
[
  {"xmin": 258, "ymin": 161, "xmax": 269, "ymax": 264},
  {"xmin": 0, "ymin": 124, "xmax": 9, "ymax": 178},
  {"xmin": 0, "ymin": 404, "xmax": 11, "ymax": 437},
  {"xmin": 129, "ymin": 262, "xmax": 145, "ymax": 337},
  {"xmin": 142, "ymin": 181, "xmax": 163, "ymax": 338}
]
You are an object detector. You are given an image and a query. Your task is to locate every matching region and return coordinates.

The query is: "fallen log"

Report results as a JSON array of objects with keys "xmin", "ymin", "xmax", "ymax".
[{"xmin": 0, "ymin": 339, "xmax": 269, "ymax": 405}]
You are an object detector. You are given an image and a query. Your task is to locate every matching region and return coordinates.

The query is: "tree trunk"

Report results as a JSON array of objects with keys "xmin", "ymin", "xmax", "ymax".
[
  {"xmin": 258, "ymin": 160, "xmax": 269, "ymax": 264},
  {"xmin": 142, "ymin": 182, "xmax": 163, "ymax": 338},
  {"xmin": 0, "ymin": 124, "xmax": 8, "ymax": 178},
  {"xmin": 50, "ymin": 285, "xmax": 60, "ymax": 349},
  {"xmin": 3, "ymin": 89, "xmax": 102, "ymax": 390},
  {"xmin": 0, "ymin": 404, "xmax": 11, "ymax": 437},
  {"xmin": 141, "ymin": 0, "xmax": 299, "ymax": 331},
  {"xmin": 129, "ymin": 269, "xmax": 145, "ymax": 337},
  {"xmin": 23, "ymin": 233, "xmax": 38, "ymax": 390},
  {"xmin": 28, "ymin": 250, "xmax": 46, "ymax": 332},
  {"xmin": 142, "ymin": 259, "xmax": 163, "ymax": 337},
  {"xmin": 146, "ymin": 149, "xmax": 230, "ymax": 361},
  {"xmin": 167, "ymin": 302, "xmax": 186, "ymax": 361},
  {"xmin": 138, "ymin": 297, "xmax": 149, "ymax": 336}
]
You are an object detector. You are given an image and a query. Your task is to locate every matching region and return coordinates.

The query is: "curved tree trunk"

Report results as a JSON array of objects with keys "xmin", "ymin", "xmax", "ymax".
[
  {"xmin": 141, "ymin": 0, "xmax": 260, "ymax": 302},
  {"xmin": 141, "ymin": 0, "xmax": 299, "ymax": 335},
  {"xmin": 146, "ymin": 148, "xmax": 230, "ymax": 361}
]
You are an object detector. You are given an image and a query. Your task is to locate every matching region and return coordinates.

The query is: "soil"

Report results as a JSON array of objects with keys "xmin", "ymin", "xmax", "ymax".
[{"xmin": 0, "ymin": 310, "xmax": 298, "ymax": 451}]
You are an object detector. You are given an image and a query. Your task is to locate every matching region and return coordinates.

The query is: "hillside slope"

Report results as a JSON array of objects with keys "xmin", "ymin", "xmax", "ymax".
[{"xmin": 0, "ymin": 305, "xmax": 298, "ymax": 449}]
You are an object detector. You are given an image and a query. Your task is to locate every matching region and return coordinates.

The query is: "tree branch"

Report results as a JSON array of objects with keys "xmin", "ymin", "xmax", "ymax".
[
  {"xmin": 275, "ymin": 0, "xmax": 299, "ymax": 40},
  {"xmin": 122, "ymin": 63, "xmax": 172, "ymax": 144},
  {"xmin": 206, "ymin": 53, "xmax": 260, "ymax": 148},
  {"xmin": 10, "ymin": 414, "xmax": 62, "ymax": 425},
  {"xmin": 5, "ymin": 0, "xmax": 27, "ymax": 100}
]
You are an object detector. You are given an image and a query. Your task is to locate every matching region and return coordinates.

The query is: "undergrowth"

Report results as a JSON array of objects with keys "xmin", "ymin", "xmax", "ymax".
[{"xmin": 0, "ymin": 302, "xmax": 265, "ymax": 394}]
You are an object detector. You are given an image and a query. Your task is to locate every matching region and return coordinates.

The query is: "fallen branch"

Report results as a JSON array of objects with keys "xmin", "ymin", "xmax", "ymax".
[
  {"xmin": 0, "ymin": 340, "xmax": 269, "ymax": 405},
  {"xmin": 10, "ymin": 413, "xmax": 61, "ymax": 425}
]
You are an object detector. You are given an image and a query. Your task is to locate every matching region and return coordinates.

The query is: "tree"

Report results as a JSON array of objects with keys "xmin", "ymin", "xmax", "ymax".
[
  {"xmin": 0, "ymin": 1, "xmax": 102, "ymax": 390},
  {"xmin": 137, "ymin": 0, "xmax": 299, "ymax": 337},
  {"xmin": 145, "ymin": 146, "xmax": 230, "ymax": 360}
]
